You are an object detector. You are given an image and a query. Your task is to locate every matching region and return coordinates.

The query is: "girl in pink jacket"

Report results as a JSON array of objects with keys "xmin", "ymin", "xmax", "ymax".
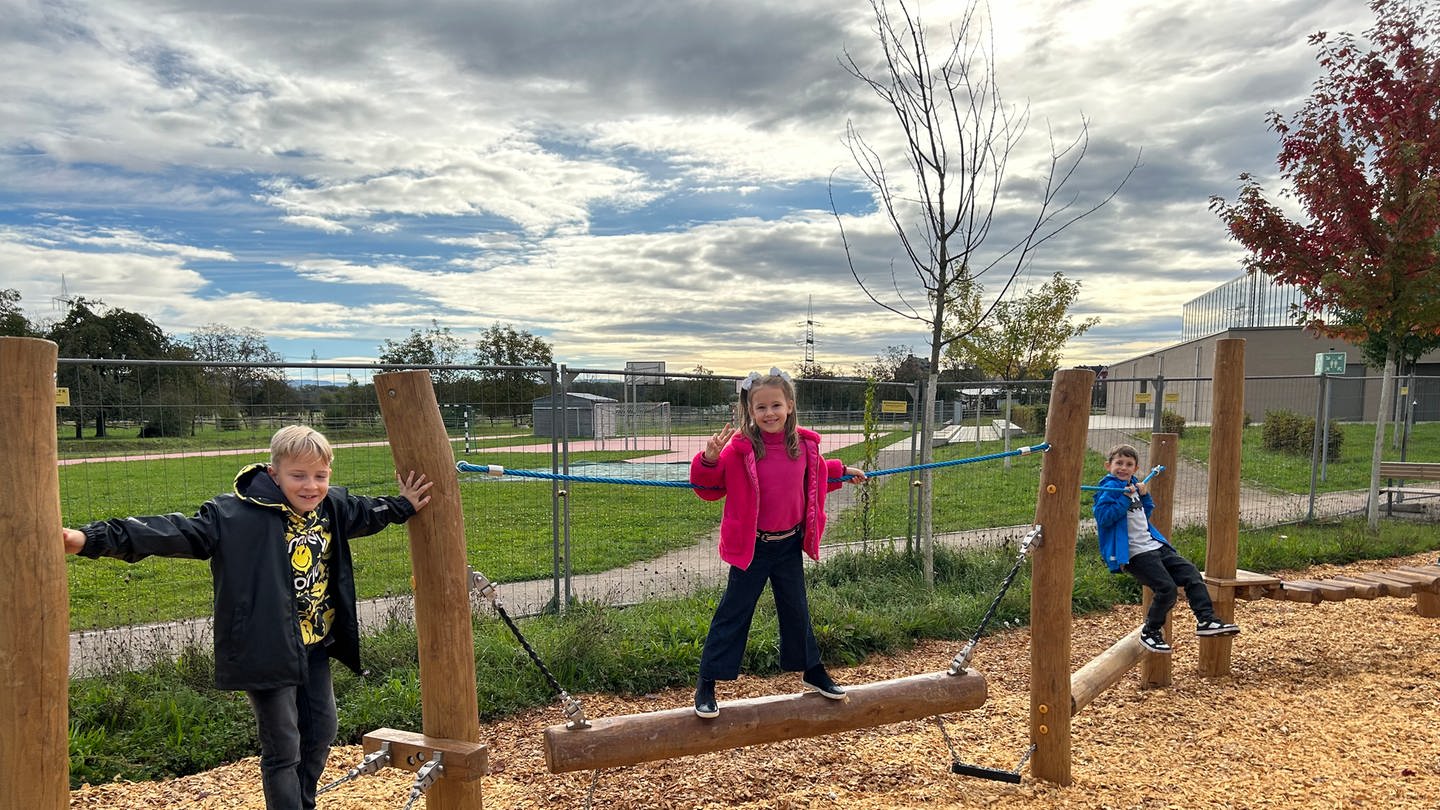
[{"xmin": 688, "ymin": 368, "xmax": 866, "ymax": 718}]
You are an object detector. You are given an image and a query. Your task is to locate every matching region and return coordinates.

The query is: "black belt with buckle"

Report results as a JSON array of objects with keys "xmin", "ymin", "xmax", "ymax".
[{"xmin": 757, "ymin": 523, "xmax": 801, "ymax": 542}]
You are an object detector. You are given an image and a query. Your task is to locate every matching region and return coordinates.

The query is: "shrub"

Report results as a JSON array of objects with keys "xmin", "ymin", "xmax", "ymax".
[
  {"xmin": 1261, "ymin": 408, "xmax": 1343, "ymax": 460},
  {"xmin": 1159, "ymin": 409, "xmax": 1186, "ymax": 436},
  {"xmin": 1010, "ymin": 405, "xmax": 1046, "ymax": 435}
]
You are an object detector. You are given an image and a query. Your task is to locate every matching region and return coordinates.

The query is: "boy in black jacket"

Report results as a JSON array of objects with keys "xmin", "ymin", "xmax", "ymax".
[{"xmin": 63, "ymin": 425, "xmax": 432, "ymax": 810}]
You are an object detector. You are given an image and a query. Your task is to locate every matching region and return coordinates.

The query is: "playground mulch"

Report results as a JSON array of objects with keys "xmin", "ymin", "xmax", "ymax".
[{"xmin": 70, "ymin": 550, "xmax": 1440, "ymax": 809}]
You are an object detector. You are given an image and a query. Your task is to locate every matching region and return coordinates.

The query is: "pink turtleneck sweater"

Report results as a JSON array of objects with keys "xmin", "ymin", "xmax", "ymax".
[{"xmin": 755, "ymin": 430, "xmax": 805, "ymax": 532}]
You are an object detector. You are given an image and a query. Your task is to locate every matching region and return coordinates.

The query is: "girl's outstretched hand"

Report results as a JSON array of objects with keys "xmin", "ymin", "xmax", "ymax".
[
  {"xmin": 704, "ymin": 424, "xmax": 736, "ymax": 463},
  {"xmin": 844, "ymin": 466, "xmax": 867, "ymax": 483},
  {"xmin": 62, "ymin": 528, "xmax": 84, "ymax": 554}
]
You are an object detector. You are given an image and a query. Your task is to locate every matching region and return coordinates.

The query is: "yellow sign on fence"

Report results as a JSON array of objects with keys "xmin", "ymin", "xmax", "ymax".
[
  {"xmin": 1132, "ymin": 392, "xmax": 1153, "ymax": 404},
  {"xmin": 1163, "ymin": 392, "xmax": 1181, "ymax": 403},
  {"xmin": 880, "ymin": 400, "xmax": 908, "ymax": 414},
  {"xmin": 55, "ymin": 387, "xmax": 70, "ymax": 407}
]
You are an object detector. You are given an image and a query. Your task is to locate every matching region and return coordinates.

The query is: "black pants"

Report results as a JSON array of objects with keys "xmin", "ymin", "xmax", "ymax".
[
  {"xmin": 1124, "ymin": 544, "xmax": 1217, "ymax": 633},
  {"xmin": 698, "ymin": 533, "xmax": 822, "ymax": 680},
  {"xmin": 244, "ymin": 643, "xmax": 337, "ymax": 810}
]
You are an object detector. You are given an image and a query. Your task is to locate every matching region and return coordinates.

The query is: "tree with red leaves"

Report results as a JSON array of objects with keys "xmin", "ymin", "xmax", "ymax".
[{"xmin": 1210, "ymin": 0, "xmax": 1440, "ymax": 528}]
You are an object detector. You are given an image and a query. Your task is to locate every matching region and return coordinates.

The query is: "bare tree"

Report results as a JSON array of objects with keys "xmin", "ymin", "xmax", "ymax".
[{"xmin": 834, "ymin": 0, "xmax": 1136, "ymax": 582}]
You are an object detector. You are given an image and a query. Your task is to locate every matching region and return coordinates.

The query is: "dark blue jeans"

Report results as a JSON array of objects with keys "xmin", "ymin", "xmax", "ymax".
[
  {"xmin": 245, "ymin": 644, "xmax": 337, "ymax": 810},
  {"xmin": 699, "ymin": 533, "xmax": 822, "ymax": 680},
  {"xmin": 1124, "ymin": 544, "xmax": 1217, "ymax": 633}
]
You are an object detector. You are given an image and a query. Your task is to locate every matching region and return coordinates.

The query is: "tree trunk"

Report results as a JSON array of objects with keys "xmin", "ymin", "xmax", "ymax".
[
  {"xmin": 1366, "ymin": 347, "xmax": 1397, "ymax": 530},
  {"xmin": 920, "ymin": 373, "xmax": 936, "ymax": 588}
]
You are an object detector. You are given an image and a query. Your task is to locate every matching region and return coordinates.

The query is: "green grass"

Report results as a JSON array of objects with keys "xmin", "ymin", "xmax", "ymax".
[
  {"xmin": 62, "ymin": 444, "xmax": 722, "ymax": 628},
  {"xmin": 1151, "ymin": 422, "xmax": 1440, "ymax": 494},
  {"xmin": 67, "ymin": 515, "xmax": 1440, "ymax": 788}
]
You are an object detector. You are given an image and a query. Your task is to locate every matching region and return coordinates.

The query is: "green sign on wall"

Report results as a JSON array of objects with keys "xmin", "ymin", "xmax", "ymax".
[{"xmin": 1314, "ymin": 352, "xmax": 1346, "ymax": 375}]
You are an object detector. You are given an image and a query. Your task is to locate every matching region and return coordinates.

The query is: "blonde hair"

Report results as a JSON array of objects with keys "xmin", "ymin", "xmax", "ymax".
[
  {"xmin": 270, "ymin": 425, "xmax": 334, "ymax": 466},
  {"xmin": 1106, "ymin": 443, "xmax": 1140, "ymax": 463},
  {"xmin": 736, "ymin": 372, "xmax": 800, "ymax": 460}
]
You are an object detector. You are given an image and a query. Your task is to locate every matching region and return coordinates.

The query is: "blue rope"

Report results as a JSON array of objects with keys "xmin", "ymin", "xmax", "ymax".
[
  {"xmin": 1080, "ymin": 465, "xmax": 1166, "ymax": 492},
  {"xmin": 456, "ymin": 442, "xmax": 1050, "ymax": 488}
]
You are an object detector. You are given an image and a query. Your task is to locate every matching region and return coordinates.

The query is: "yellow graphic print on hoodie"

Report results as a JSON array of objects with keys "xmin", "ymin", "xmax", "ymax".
[{"xmin": 287, "ymin": 508, "xmax": 334, "ymax": 645}]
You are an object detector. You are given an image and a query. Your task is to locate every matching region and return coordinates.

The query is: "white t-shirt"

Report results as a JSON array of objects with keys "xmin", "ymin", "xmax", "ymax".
[{"xmin": 1126, "ymin": 496, "xmax": 1162, "ymax": 558}]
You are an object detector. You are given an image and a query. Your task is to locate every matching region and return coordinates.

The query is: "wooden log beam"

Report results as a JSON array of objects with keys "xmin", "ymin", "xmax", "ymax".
[
  {"xmin": 1071, "ymin": 629, "xmax": 1144, "ymax": 716},
  {"xmin": 0, "ymin": 338, "xmax": 69, "ymax": 810},
  {"xmin": 1340, "ymin": 572, "xmax": 1413, "ymax": 597},
  {"xmin": 374, "ymin": 371, "xmax": 484, "ymax": 810},
  {"xmin": 1378, "ymin": 569, "xmax": 1440, "ymax": 592},
  {"xmin": 542, "ymin": 669, "xmax": 987, "ymax": 774},
  {"xmin": 1286, "ymin": 578, "xmax": 1353, "ymax": 601},
  {"xmin": 1268, "ymin": 583, "xmax": 1321, "ymax": 604},
  {"xmin": 1327, "ymin": 575, "xmax": 1384, "ymax": 599}
]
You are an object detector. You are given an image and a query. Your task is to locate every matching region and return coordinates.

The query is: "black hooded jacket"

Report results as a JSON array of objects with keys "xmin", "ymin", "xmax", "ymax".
[{"xmin": 79, "ymin": 462, "xmax": 416, "ymax": 691}]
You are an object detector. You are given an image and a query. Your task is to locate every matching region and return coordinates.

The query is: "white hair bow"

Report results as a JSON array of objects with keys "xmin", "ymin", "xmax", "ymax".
[{"xmin": 736, "ymin": 367, "xmax": 792, "ymax": 393}]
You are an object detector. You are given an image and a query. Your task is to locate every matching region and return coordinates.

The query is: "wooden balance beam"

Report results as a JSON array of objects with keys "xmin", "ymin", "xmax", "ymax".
[{"xmin": 542, "ymin": 668, "xmax": 987, "ymax": 773}]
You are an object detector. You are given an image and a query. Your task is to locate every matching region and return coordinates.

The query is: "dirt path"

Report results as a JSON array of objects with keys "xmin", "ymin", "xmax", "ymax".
[{"xmin": 70, "ymin": 549, "xmax": 1440, "ymax": 809}]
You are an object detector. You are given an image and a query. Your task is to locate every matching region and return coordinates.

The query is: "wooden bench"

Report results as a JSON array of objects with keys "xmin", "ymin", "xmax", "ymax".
[{"xmin": 1378, "ymin": 461, "xmax": 1440, "ymax": 514}]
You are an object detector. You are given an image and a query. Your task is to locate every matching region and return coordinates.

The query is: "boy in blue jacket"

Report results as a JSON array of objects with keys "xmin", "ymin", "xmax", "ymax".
[
  {"xmin": 1093, "ymin": 444, "xmax": 1238, "ymax": 654},
  {"xmin": 62, "ymin": 425, "xmax": 432, "ymax": 810}
]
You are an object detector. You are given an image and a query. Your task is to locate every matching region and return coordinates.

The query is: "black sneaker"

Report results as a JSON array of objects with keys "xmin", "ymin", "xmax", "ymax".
[
  {"xmin": 1195, "ymin": 619, "xmax": 1240, "ymax": 637},
  {"xmin": 802, "ymin": 665, "xmax": 847, "ymax": 699},
  {"xmin": 694, "ymin": 678, "xmax": 718, "ymax": 719},
  {"xmin": 1138, "ymin": 627, "xmax": 1172, "ymax": 654}
]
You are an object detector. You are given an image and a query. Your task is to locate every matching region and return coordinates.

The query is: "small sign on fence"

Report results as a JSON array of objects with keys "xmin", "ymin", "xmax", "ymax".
[
  {"xmin": 1163, "ymin": 392, "xmax": 1180, "ymax": 403},
  {"xmin": 55, "ymin": 387, "xmax": 69, "ymax": 407},
  {"xmin": 880, "ymin": 400, "xmax": 908, "ymax": 414},
  {"xmin": 1133, "ymin": 392, "xmax": 1153, "ymax": 404},
  {"xmin": 1314, "ymin": 352, "xmax": 1346, "ymax": 375}
]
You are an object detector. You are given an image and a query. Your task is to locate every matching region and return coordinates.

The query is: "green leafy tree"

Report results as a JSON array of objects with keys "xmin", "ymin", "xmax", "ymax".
[
  {"xmin": 0, "ymin": 289, "xmax": 35, "ymax": 336},
  {"xmin": 471, "ymin": 323, "xmax": 553, "ymax": 420},
  {"xmin": 46, "ymin": 298, "xmax": 184, "ymax": 438},
  {"xmin": 946, "ymin": 272, "xmax": 1099, "ymax": 381},
  {"xmin": 186, "ymin": 324, "xmax": 290, "ymax": 423},
  {"xmin": 1210, "ymin": 0, "xmax": 1440, "ymax": 527}
]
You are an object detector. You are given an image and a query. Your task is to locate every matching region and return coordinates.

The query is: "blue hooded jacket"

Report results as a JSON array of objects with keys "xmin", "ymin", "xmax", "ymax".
[{"xmin": 1091, "ymin": 472, "xmax": 1170, "ymax": 572}]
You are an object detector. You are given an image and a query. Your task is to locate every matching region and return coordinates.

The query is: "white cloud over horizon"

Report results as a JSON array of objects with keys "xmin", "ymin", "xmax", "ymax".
[{"xmin": 0, "ymin": 0, "xmax": 1376, "ymax": 375}]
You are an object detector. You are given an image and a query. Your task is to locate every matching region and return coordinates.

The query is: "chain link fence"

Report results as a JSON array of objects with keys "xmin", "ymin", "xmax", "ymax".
[{"xmin": 54, "ymin": 358, "xmax": 1437, "ymax": 673}]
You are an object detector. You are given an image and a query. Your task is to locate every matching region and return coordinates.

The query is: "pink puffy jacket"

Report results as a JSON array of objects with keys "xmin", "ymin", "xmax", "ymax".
[{"xmin": 689, "ymin": 427, "xmax": 847, "ymax": 570}]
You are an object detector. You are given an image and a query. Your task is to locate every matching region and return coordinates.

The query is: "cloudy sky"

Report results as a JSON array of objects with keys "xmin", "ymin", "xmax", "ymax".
[{"xmin": 1, "ymin": 0, "xmax": 1374, "ymax": 376}]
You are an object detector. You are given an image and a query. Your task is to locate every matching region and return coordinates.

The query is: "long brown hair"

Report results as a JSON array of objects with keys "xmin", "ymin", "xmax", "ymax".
[{"xmin": 735, "ymin": 372, "xmax": 800, "ymax": 460}]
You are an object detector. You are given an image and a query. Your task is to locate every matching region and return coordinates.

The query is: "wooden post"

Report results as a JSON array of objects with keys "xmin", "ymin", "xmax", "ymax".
[
  {"xmin": 1141, "ymin": 433, "xmax": 1178, "ymax": 688},
  {"xmin": 0, "ymin": 337, "xmax": 69, "ymax": 809},
  {"xmin": 1201, "ymin": 339, "xmax": 1245, "ymax": 678},
  {"xmin": 374, "ymin": 371, "xmax": 484, "ymax": 810},
  {"xmin": 1029, "ymin": 368, "xmax": 1094, "ymax": 786},
  {"xmin": 543, "ymin": 669, "xmax": 987, "ymax": 773}
]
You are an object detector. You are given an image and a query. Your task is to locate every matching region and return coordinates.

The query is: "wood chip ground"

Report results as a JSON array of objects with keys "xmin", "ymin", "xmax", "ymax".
[{"xmin": 71, "ymin": 551, "xmax": 1440, "ymax": 809}]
